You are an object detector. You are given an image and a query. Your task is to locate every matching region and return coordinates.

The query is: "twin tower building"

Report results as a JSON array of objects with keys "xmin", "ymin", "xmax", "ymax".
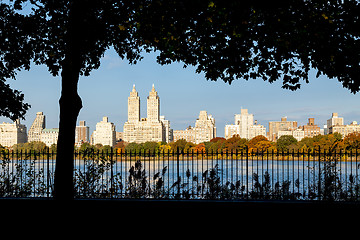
[{"xmin": 123, "ymin": 84, "xmax": 172, "ymax": 143}]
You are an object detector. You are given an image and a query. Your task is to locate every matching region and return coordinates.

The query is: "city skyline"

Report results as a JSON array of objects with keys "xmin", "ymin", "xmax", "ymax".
[
  {"xmin": 1, "ymin": 104, "xmax": 360, "ymax": 148},
  {"xmin": 1, "ymin": 48, "xmax": 360, "ymax": 137}
]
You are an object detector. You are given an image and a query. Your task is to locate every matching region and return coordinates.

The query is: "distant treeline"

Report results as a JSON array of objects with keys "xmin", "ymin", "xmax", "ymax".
[
  {"xmin": 84, "ymin": 132, "xmax": 360, "ymax": 153},
  {"xmin": 4, "ymin": 132, "xmax": 360, "ymax": 154}
]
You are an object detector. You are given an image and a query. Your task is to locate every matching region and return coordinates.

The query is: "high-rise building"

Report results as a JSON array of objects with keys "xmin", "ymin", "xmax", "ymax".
[
  {"xmin": 147, "ymin": 84, "xmax": 160, "ymax": 122},
  {"xmin": 123, "ymin": 85, "xmax": 171, "ymax": 143},
  {"xmin": 300, "ymin": 118, "xmax": 321, "ymax": 138},
  {"xmin": 326, "ymin": 112, "xmax": 360, "ymax": 138},
  {"xmin": 225, "ymin": 109, "xmax": 266, "ymax": 140},
  {"xmin": 194, "ymin": 111, "xmax": 216, "ymax": 143},
  {"xmin": 234, "ymin": 109, "xmax": 254, "ymax": 139},
  {"xmin": 128, "ymin": 85, "xmax": 140, "ymax": 123},
  {"xmin": 28, "ymin": 112, "xmax": 46, "ymax": 142},
  {"xmin": 173, "ymin": 110, "xmax": 216, "ymax": 144},
  {"xmin": 160, "ymin": 116, "xmax": 173, "ymax": 143},
  {"xmin": 92, "ymin": 117, "xmax": 116, "ymax": 147},
  {"xmin": 75, "ymin": 120, "xmax": 89, "ymax": 147},
  {"xmin": 0, "ymin": 119, "xmax": 27, "ymax": 147},
  {"xmin": 268, "ymin": 117, "xmax": 297, "ymax": 141},
  {"xmin": 327, "ymin": 113, "xmax": 344, "ymax": 134},
  {"xmin": 325, "ymin": 112, "xmax": 360, "ymax": 137}
]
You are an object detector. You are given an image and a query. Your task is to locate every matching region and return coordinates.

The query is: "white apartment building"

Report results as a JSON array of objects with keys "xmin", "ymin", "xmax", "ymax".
[
  {"xmin": 194, "ymin": 111, "xmax": 216, "ymax": 143},
  {"xmin": 225, "ymin": 109, "xmax": 266, "ymax": 140},
  {"xmin": 234, "ymin": 109, "xmax": 254, "ymax": 139},
  {"xmin": 249, "ymin": 123, "xmax": 267, "ymax": 139},
  {"xmin": 327, "ymin": 113, "xmax": 344, "ymax": 133},
  {"xmin": 277, "ymin": 129, "xmax": 305, "ymax": 142},
  {"xmin": 0, "ymin": 120, "xmax": 27, "ymax": 147},
  {"xmin": 40, "ymin": 128, "xmax": 59, "ymax": 147},
  {"xmin": 224, "ymin": 124, "xmax": 239, "ymax": 140},
  {"xmin": 92, "ymin": 117, "xmax": 116, "ymax": 147},
  {"xmin": 173, "ymin": 110, "xmax": 216, "ymax": 144},
  {"xmin": 330, "ymin": 121, "xmax": 360, "ymax": 138},
  {"xmin": 123, "ymin": 85, "xmax": 172, "ymax": 143}
]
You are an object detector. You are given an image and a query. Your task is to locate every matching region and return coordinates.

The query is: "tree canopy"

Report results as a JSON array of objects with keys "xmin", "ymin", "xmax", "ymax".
[
  {"xmin": 2, "ymin": 0, "xmax": 360, "ymax": 199},
  {"xmin": 2, "ymin": 0, "xmax": 360, "ymax": 119}
]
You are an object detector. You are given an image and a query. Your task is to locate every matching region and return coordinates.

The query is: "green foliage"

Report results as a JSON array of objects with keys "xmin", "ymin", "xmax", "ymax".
[
  {"xmin": 173, "ymin": 139, "xmax": 187, "ymax": 152},
  {"xmin": 276, "ymin": 135, "xmax": 298, "ymax": 152},
  {"xmin": 79, "ymin": 142, "xmax": 95, "ymax": 153},
  {"xmin": 125, "ymin": 141, "xmax": 160, "ymax": 154},
  {"xmin": 13, "ymin": 141, "xmax": 48, "ymax": 152}
]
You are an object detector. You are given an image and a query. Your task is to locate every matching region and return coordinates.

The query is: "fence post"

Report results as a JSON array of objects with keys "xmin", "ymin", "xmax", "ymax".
[
  {"xmin": 47, "ymin": 147, "xmax": 50, "ymax": 198},
  {"xmin": 246, "ymin": 146, "xmax": 249, "ymax": 199},
  {"xmin": 318, "ymin": 145, "xmax": 321, "ymax": 201},
  {"xmin": 177, "ymin": 147, "xmax": 181, "ymax": 197},
  {"xmin": 110, "ymin": 147, "xmax": 114, "ymax": 199}
]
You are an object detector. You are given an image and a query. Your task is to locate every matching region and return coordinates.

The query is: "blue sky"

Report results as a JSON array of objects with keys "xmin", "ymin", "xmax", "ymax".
[{"xmin": 1, "ymin": 47, "xmax": 360, "ymax": 137}]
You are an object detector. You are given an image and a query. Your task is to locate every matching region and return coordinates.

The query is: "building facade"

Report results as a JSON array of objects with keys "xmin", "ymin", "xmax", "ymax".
[
  {"xmin": 225, "ymin": 109, "xmax": 266, "ymax": 140},
  {"xmin": 234, "ymin": 109, "xmax": 254, "ymax": 139},
  {"xmin": 75, "ymin": 120, "xmax": 90, "ymax": 147},
  {"xmin": 173, "ymin": 126, "xmax": 196, "ymax": 143},
  {"xmin": 224, "ymin": 124, "xmax": 240, "ymax": 140},
  {"xmin": 173, "ymin": 110, "xmax": 216, "ymax": 144},
  {"xmin": 277, "ymin": 129, "xmax": 305, "ymax": 142},
  {"xmin": 268, "ymin": 117, "xmax": 298, "ymax": 141},
  {"xmin": 324, "ymin": 112, "xmax": 360, "ymax": 137},
  {"xmin": 327, "ymin": 113, "xmax": 344, "ymax": 133},
  {"xmin": 92, "ymin": 117, "xmax": 116, "ymax": 147},
  {"xmin": 330, "ymin": 121, "xmax": 360, "ymax": 138},
  {"xmin": 40, "ymin": 128, "xmax": 59, "ymax": 147},
  {"xmin": 300, "ymin": 118, "xmax": 321, "ymax": 138},
  {"xmin": 123, "ymin": 85, "xmax": 171, "ymax": 143},
  {"xmin": 160, "ymin": 116, "xmax": 173, "ymax": 143},
  {"xmin": 28, "ymin": 112, "xmax": 46, "ymax": 142},
  {"xmin": 0, "ymin": 120, "xmax": 27, "ymax": 147},
  {"xmin": 249, "ymin": 122, "xmax": 267, "ymax": 139}
]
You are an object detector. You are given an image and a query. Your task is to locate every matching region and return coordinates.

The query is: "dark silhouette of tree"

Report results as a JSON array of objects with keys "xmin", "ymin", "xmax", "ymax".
[{"xmin": 1, "ymin": 0, "xmax": 360, "ymax": 199}]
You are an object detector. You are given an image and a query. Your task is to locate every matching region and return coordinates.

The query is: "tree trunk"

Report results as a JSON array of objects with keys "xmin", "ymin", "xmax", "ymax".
[
  {"xmin": 53, "ymin": 1, "xmax": 83, "ymax": 200},
  {"xmin": 53, "ymin": 65, "xmax": 82, "ymax": 200}
]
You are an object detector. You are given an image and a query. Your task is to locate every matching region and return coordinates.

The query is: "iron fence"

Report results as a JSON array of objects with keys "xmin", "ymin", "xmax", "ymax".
[{"xmin": 1, "ymin": 148, "xmax": 360, "ymax": 201}]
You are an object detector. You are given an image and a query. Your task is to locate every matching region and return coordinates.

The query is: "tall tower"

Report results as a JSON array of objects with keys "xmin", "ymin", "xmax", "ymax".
[
  {"xmin": 234, "ymin": 109, "xmax": 254, "ymax": 139},
  {"xmin": 28, "ymin": 112, "xmax": 46, "ymax": 142},
  {"xmin": 147, "ymin": 84, "xmax": 160, "ymax": 122},
  {"xmin": 128, "ymin": 84, "xmax": 140, "ymax": 123}
]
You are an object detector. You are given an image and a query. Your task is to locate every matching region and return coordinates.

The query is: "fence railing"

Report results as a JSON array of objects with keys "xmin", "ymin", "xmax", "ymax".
[{"xmin": 1, "ymin": 148, "xmax": 360, "ymax": 201}]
